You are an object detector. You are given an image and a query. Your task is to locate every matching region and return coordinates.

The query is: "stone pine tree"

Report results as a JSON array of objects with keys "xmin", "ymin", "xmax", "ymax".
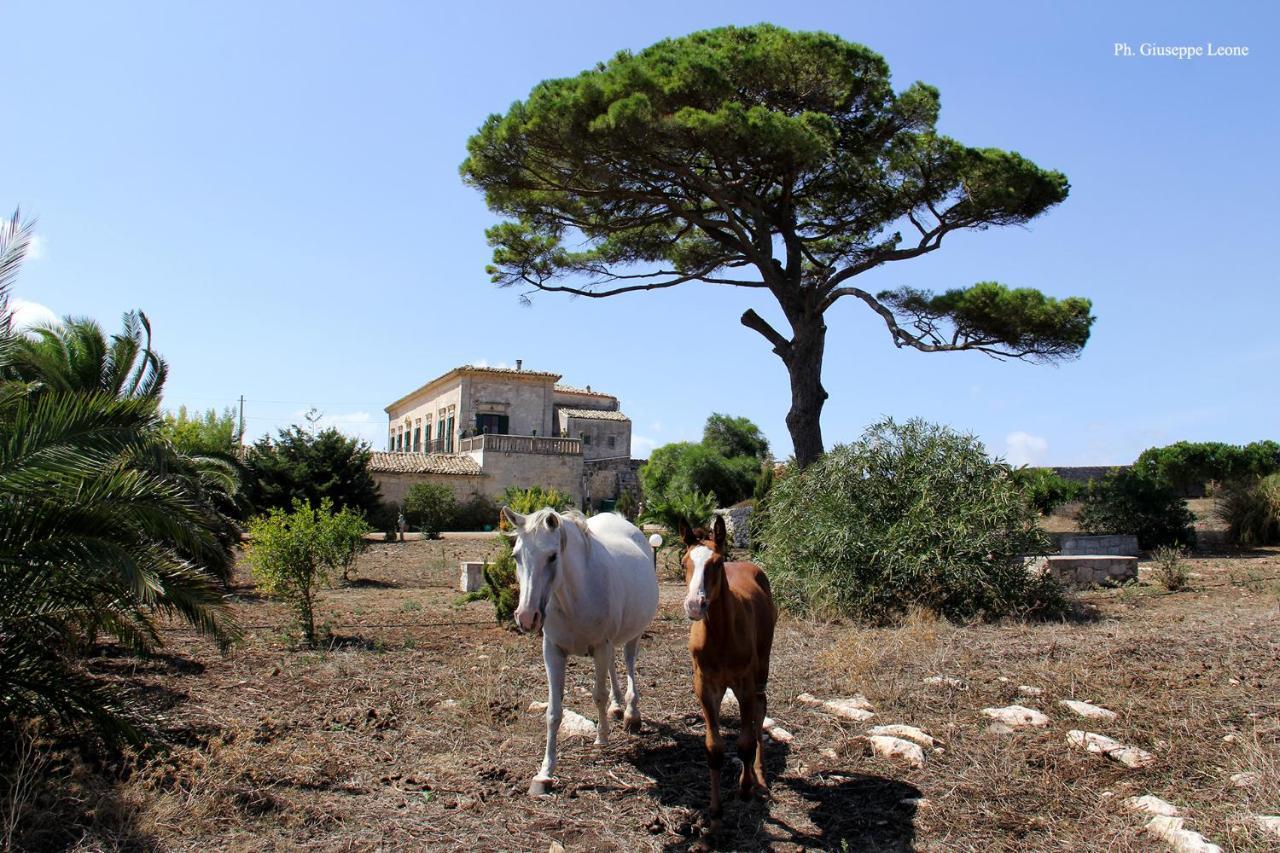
[{"xmin": 462, "ymin": 25, "xmax": 1094, "ymax": 467}]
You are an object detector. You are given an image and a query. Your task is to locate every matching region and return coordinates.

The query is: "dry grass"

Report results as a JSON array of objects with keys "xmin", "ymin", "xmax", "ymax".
[{"xmin": 7, "ymin": 534, "xmax": 1280, "ymax": 851}]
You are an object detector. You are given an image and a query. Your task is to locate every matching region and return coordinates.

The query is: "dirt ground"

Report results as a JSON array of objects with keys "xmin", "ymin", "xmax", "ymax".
[{"xmin": 14, "ymin": 516, "xmax": 1280, "ymax": 852}]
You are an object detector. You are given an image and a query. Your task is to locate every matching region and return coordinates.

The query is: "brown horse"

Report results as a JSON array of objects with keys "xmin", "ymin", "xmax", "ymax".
[{"xmin": 680, "ymin": 515, "xmax": 777, "ymax": 821}]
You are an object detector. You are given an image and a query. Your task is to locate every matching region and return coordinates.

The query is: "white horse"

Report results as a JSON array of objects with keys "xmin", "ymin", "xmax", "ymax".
[{"xmin": 502, "ymin": 506, "xmax": 659, "ymax": 796}]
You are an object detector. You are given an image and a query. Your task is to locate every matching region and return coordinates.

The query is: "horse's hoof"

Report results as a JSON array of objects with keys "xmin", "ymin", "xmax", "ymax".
[
  {"xmin": 624, "ymin": 715, "xmax": 641, "ymax": 734},
  {"xmin": 608, "ymin": 704, "xmax": 624, "ymax": 721},
  {"xmin": 528, "ymin": 778, "xmax": 553, "ymax": 797}
]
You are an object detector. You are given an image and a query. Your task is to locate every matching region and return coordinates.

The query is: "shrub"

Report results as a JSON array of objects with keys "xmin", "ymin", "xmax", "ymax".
[
  {"xmin": 451, "ymin": 493, "xmax": 501, "ymax": 531},
  {"xmin": 641, "ymin": 442, "xmax": 757, "ymax": 507},
  {"xmin": 1151, "ymin": 545, "xmax": 1190, "ymax": 591},
  {"xmin": 244, "ymin": 426, "xmax": 382, "ymax": 518},
  {"xmin": 1079, "ymin": 468, "xmax": 1196, "ymax": 550},
  {"xmin": 500, "ymin": 485, "xmax": 575, "ymax": 517},
  {"xmin": 461, "ymin": 537, "xmax": 520, "ymax": 623},
  {"xmin": 640, "ymin": 488, "xmax": 717, "ymax": 536},
  {"xmin": 247, "ymin": 499, "xmax": 368, "ymax": 646},
  {"xmin": 403, "ymin": 483, "xmax": 457, "ymax": 536},
  {"xmin": 616, "ymin": 489, "xmax": 639, "ymax": 521},
  {"xmin": 756, "ymin": 418, "xmax": 1062, "ymax": 623},
  {"xmin": 1134, "ymin": 440, "xmax": 1280, "ymax": 494},
  {"xmin": 1011, "ymin": 467, "xmax": 1082, "ymax": 515},
  {"xmin": 1216, "ymin": 473, "xmax": 1280, "ymax": 546}
]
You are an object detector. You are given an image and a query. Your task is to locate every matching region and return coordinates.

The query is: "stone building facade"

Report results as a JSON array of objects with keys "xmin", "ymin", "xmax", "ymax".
[{"xmin": 372, "ymin": 364, "xmax": 638, "ymax": 508}]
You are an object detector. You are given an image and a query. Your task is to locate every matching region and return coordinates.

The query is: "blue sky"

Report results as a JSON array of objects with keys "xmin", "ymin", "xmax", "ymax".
[{"xmin": 3, "ymin": 1, "xmax": 1275, "ymax": 465}]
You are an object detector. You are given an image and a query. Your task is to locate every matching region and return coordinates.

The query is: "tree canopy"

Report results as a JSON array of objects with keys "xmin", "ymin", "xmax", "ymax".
[
  {"xmin": 703, "ymin": 412, "xmax": 770, "ymax": 460},
  {"xmin": 463, "ymin": 24, "xmax": 1093, "ymax": 466},
  {"xmin": 245, "ymin": 425, "xmax": 382, "ymax": 519}
]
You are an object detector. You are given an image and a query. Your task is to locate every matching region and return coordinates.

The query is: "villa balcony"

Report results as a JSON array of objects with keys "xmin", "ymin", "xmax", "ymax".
[{"xmin": 457, "ymin": 433, "xmax": 582, "ymax": 456}]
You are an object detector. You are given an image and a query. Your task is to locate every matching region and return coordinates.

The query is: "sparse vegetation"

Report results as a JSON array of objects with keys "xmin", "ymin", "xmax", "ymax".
[
  {"xmin": 403, "ymin": 483, "xmax": 457, "ymax": 537},
  {"xmin": 1150, "ymin": 544, "xmax": 1191, "ymax": 591},
  {"xmin": 757, "ymin": 418, "xmax": 1063, "ymax": 623},
  {"xmin": 1011, "ymin": 466, "xmax": 1083, "ymax": 515}
]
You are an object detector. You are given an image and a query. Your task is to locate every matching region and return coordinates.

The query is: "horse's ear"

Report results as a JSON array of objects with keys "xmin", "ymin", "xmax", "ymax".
[
  {"xmin": 501, "ymin": 506, "xmax": 525, "ymax": 530},
  {"xmin": 712, "ymin": 515, "xmax": 727, "ymax": 551},
  {"xmin": 679, "ymin": 522, "xmax": 697, "ymax": 546},
  {"xmin": 544, "ymin": 511, "xmax": 559, "ymax": 530}
]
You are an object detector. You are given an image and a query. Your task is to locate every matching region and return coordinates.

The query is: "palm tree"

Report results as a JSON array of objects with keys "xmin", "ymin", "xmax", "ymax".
[{"xmin": 0, "ymin": 210, "xmax": 239, "ymax": 743}]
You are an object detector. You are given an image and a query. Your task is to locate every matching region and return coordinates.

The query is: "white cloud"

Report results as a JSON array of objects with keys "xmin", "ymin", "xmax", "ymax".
[
  {"xmin": 1005, "ymin": 431, "xmax": 1049, "ymax": 467},
  {"xmin": 632, "ymin": 435, "xmax": 657, "ymax": 459},
  {"xmin": 9, "ymin": 298, "xmax": 59, "ymax": 331},
  {"xmin": 25, "ymin": 234, "xmax": 45, "ymax": 261}
]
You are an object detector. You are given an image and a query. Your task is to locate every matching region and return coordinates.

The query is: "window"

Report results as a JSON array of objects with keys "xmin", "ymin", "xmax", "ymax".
[
  {"xmin": 425, "ymin": 420, "xmax": 432, "ymax": 449},
  {"xmin": 580, "ymin": 432, "xmax": 591, "ymax": 445},
  {"xmin": 395, "ymin": 432, "xmax": 403, "ymax": 452},
  {"xmin": 446, "ymin": 414, "xmax": 455, "ymax": 452},
  {"xmin": 476, "ymin": 413, "xmax": 509, "ymax": 435},
  {"xmin": 413, "ymin": 427, "xmax": 421, "ymax": 452},
  {"xmin": 607, "ymin": 435, "xmax": 616, "ymax": 450}
]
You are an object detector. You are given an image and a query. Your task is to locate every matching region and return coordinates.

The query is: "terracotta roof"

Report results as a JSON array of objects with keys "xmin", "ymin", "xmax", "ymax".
[
  {"xmin": 554, "ymin": 384, "xmax": 616, "ymax": 399},
  {"xmin": 559, "ymin": 408, "xmax": 630, "ymax": 422},
  {"xmin": 369, "ymin": 452, "xmax": 483, "ymax": 476},
  {"xmin": 459, "ymin": 364, "xmax": 561, "ymax": 379}
]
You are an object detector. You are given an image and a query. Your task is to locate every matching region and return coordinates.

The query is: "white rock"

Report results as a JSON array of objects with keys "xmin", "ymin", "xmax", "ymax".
[
  {"xmin": 923, "ymin": 675, "xmax": 967, "ymax": 689},
  {"xmin": 1018, "ymin": 685, "xmax": 1044, "ymax": 697},
  {"xmin": 864, "ymin": 735, "xmax": 925, "ymax": 769},
  {"xmin": 866, "ymin": 724, "xmax": 938, "ymax": 748},
  {"xmin": 1222, "ymin": 733, "xmax": 1240, "ymax": 744},
  {"xmin": 1126, "ymin": 795, "xmax": 1180, "ymax": 817},
  {"xmin": 819, "ymin": 747, "xmax": 839, "ymax": 760},
  {"xmin": 1256, "ymin": 816, "xmax": 1280, "ymax": 838},
  {"xmin": 998, "ymin": 676, "xmax": 1010, "ymax": 683},
  {"xmin": 528, "ymin": 701, "xmax": 549, "ymax": 713},
  {"xmin": 762, "ymin": 717, "xmax": 794, "ymax": 743},
  {"xmin": 1229, "ymin": 771, "xmax": 1261, "ymax": 788},
  {"xmin": 900, "ymin": 796, "xmax": 931, "ymax": 808},
  {"xmin": 1059, "ymin": 699, "xmax": 1118, "ymax": 720},
  {"xmin": 559, "ymin": 710, "xmax": 597, "ymax": 739},
  {"xmin": 981, "ymin": 705, "xmax": 1050, "ymax": 728},
  {"xmin": 1066, "ymin": 730, "xmax": 1154, "ymax": 768},
  {"xmin": 797, "ymin": 692, "xmax": 876, "ymax": 721},
  {"xmin": 1144, "ymin": 816, "xmax": 1222, "ymax": 853}
]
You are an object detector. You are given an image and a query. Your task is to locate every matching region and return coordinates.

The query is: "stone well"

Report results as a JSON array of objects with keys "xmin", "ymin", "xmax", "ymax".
[
  {"xmin": 1026, "ymin": 555, "xmax": 1138, "ymax": 588},
  {"xmin": 459, "ymin": 561, "xmax": 487, "ymax": 593},
  {"xmin": 1058, "ymin": 534, "xmax": 1141, "ymax": 557}
]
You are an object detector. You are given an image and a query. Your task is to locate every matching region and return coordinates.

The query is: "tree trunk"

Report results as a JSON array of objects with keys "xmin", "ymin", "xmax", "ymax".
[{"xmin": 784, "ymin": 317, "xmax": 828, "ymax": 469}]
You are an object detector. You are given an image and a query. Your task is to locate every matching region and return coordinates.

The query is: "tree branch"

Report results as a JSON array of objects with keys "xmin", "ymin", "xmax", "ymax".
[{"xmin": 740, "ymin": 309, "xmax": 791, "ymax": 356}]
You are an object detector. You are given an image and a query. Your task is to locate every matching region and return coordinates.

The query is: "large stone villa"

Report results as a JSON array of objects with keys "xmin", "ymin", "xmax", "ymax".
[{"xmin": 371, "ymin": 363, "xmax": 642, "ymax": 510}]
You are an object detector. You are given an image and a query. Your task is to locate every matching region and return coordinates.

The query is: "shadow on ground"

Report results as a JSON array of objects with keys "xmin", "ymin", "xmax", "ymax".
[{"xmin": 629, "ymin": 719, "xmax": 918, "ymax": 851}]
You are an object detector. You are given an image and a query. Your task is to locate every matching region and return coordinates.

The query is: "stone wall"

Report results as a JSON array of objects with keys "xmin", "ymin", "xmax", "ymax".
[
  {"xmin": 373, "ymin": 471, "xmax": 489, "ymax": 507},
  {"xmin": 713, "ymin": 505, "xmax": 754, "ymax": 549},
  {"xmin": 470, "ymin": 446, "xmax": 584, "ymax": 505},
  {"xmin": 1059, "ymin": 534, "xmax": 1142, "ymax": 557},
  {"xmin": 583, "ymin": 456, "xmax": 642, "ymax": 505}
]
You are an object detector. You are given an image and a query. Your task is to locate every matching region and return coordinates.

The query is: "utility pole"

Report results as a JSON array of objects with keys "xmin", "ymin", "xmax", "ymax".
[{"xmin": 237, "ymin": 395, "xmax": 245, "ymax": 446}]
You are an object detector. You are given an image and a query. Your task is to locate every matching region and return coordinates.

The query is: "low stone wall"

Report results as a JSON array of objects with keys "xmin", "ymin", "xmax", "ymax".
[
  {"xmin": 713, "ymin": 506, "xmax": 754, "ymax": 549},
  {"xmin": 1027, "ymin": 555, "xmax": 1138, "ymax": 587},
  {"xmin": 1059, "ymin": 534, "xmax": 1141, "ymax": 557}
]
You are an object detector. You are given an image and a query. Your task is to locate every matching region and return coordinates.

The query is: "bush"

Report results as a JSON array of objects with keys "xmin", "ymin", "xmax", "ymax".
[
  {"xmin": 1216, "ymin": 473, "xmax": 1280, "ymax": 546},
  {"xmin": 1079, "ymin": 468, "xmax": 1196, "ymax": 550},
  {"xmin": 641, "ymin": 442, "xmax": 757, "ymax": 507},
  {"xmin": 403, "ymin": 483, "xmax": 457, "ymax": 536},
  {"xmin": 1151, "ymin": 545, "xmax": 1190, "ymax": 591},
  {"xmin": 246, "ymin": 499, "xmax": 369, "ymax": 646},
  {"xmin": 245, "ymin": 426, "xmax": 382, "ymax": 518},
  {"xmin": 461, "ymin": 537, "xmax": 520, "ymax": 623},
  {"xmin": 451, "ymin": 493, "xmax": 501, "ymax": 531},
  {"xmin": 756, "ymin": 418, "xmax": 1062, "ymax": 623},
  {"xmin": 1011, "ymin": 467, "xmax": 1082, "ymax": 515},
  {"xmin": 500, "ymin": 485, "xmax": 575, "ymax": 517},
  {"xmin": 640, "ymin": 488, "xmax": 717, "ymax": 535},
  {"xmin": 1134, "ymin": 440, "xmax": 1280, "ymax": 494}
]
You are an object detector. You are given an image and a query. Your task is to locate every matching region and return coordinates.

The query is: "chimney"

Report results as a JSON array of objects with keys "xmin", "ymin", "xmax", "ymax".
[
  {"xmin": 586, "ymin": 385, "xmax": 591, "ymax": 392},
  {"xmin": 516, "ymin": 359, "xmax": 523, "ymax": 371}
]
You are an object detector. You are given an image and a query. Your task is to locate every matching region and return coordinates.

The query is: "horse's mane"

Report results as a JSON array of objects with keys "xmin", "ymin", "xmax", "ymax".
[{"xmin": 527, "ymin": 507, "xmax": 591, "ymax": 541}]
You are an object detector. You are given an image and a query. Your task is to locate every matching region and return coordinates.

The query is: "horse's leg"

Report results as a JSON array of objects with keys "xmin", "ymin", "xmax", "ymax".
[
  {"xmin": 607, "ymin": 652, "xmax": 624, "ymax": 721},
  {"xmin": 735, "ymin": 680, "xmax": 760, "ymax": 800},
  {"xmin": 592, "ymin": 642, "xmax": 614, "ymax": 747},
  {"xmin": 695, "ymin": 669, "xmax": 726, "ymax": 824},
  {"xmin": 752, "ymin": 682, "xmax": 769, "ymax": 796},
  {"xmin": 530, "ymin": 637, "xmax": 566, "ymax": 797},
  {"xmin": 621, "ymin": 637, "xmax": 641, "ymax": 734}
]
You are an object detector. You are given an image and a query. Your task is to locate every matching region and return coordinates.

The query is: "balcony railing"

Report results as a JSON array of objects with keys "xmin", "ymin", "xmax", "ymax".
[{"xmin": 458, "ymin": 433, "xmax": 582, "ymax": 456}]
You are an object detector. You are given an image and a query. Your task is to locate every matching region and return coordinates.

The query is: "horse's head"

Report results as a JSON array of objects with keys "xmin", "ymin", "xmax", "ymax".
[
  {"xmin": 679, "ymin": 515, "xmax": 728, "ymax": 622},
  {"xmin": 503, "ymin": 506, "xmax": 564, "ymax": 633}
]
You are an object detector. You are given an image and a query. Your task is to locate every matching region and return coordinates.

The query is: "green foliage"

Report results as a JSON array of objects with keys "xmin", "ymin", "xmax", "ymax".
[
  {"xmin": 1079, "ymin": 469, "xmax": 1196, "ymax": 550},
  {"xmin": 500, "ymin": 485, "xmax": 575, "ymax": 517},
  {"xmin": 460, "ymin": 537, "xmax": 519, "ymax": 624},
  {"xmin": 1151, "ymin": 545, "xmax": 1190, "ymax": 592},
  {"xmin": 703, "ymin": 413, "xmax": 769, "ymax": 461},
  {"xmin": 1216, "ymin": 473, "xmax": 1280, "ymax": 546},
  {"xmin": 755, "ymin": 418, "xmax": 1062, "ymax": 623},
  {"xmin": 161, "ymin": 405, "xmax": 239, "ymax": 455},
  {"xmin": 1134, "ymin": 441, "xmax": 1280, "ymax": 494},
  {"xmin": 452, "ymin": 493, "xmax": 501, "ymax": 532},
  {"xmin": 403, "ymin": 483, "xmax": 457, "ymax": 537},
  {"xmin": 878, "ymin": 284, "xmax": 1093, "ymax": 361},
  {"xmin": 615, "ymin": 488, "xmax": 639, "ymax": 521},
  {"xmin": 0, "ymin": 212, "xmax": 240, "ymax": 745},
  {"xmin": 1011, "ymin": 467, "xmax": 1082, "ymax": 515},
  {"xmin": 639, "ymin": 488, "xmax": 718, "ymax": 537},
  {"xmin": 753, "ymin": 463, "xmax": 776, "ymax": 504},
  {"xmin": 246, "ymin": 499, "xmax": 368, "ymax": 645},
  {"xmin": 245, "ymin": 425, "xmax": 382, "ymax": 518},
  {"xmin": 640, "ymin": 414, "xmax": 767, "ymax": 508}
]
